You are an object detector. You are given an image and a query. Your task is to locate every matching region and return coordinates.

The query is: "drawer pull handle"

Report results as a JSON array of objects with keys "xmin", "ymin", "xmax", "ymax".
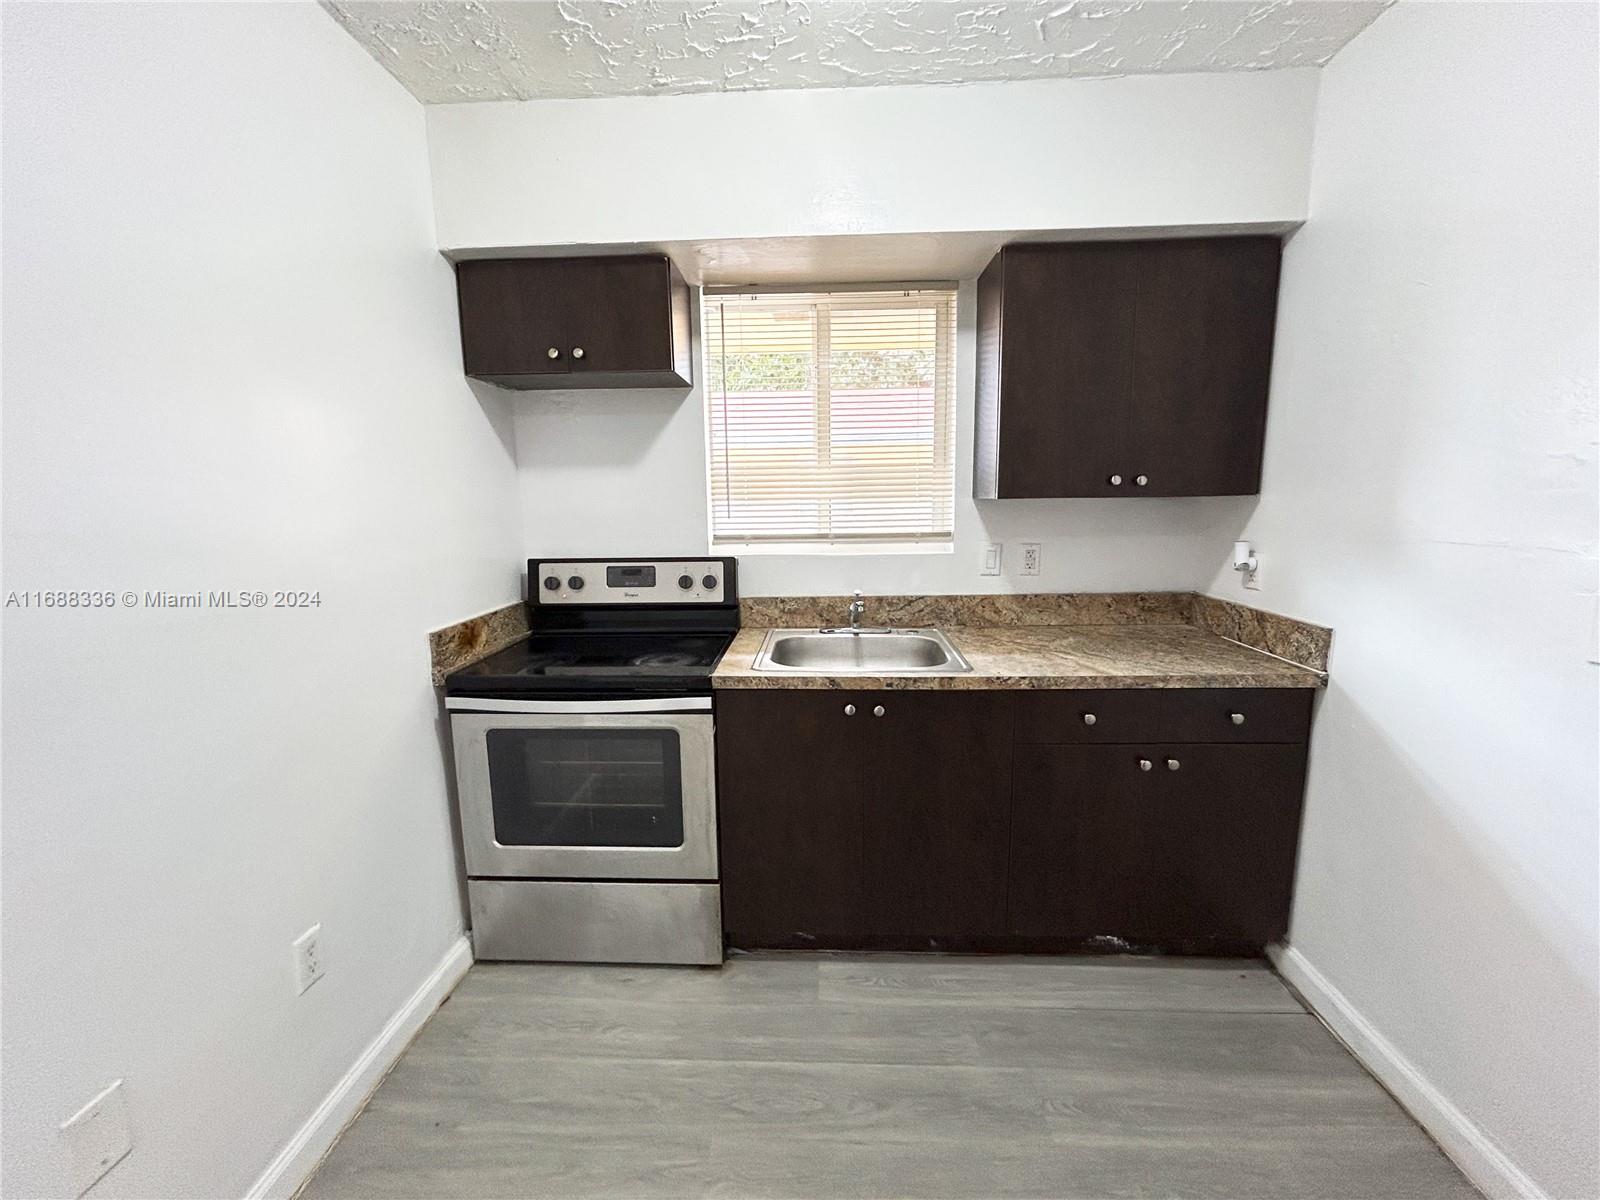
[
  {"xmin": 1167, "ymin": 758, "xmax": 1181, "ymax": 771},
  {"xmin": 1138, "ymin": 758, "xmax": 1153, "ymax": 772},
  {"xmin": 1230, "ymin": 712, "xmax": 1245, "ymax": 726},
  {"xmin": 844, "ymin": 704, "xmax": 856, "ymax": 717},
  {"xmin": 546, "ymin": 347, "xmax": 561, "ymax": 359},
  {"xmin": 873, "ymin": 705, "xmax": 886, "ymax": 717},
  {"xmin": 1082, "ymin": 713, "xmax": 1097, "ymax": 726}
]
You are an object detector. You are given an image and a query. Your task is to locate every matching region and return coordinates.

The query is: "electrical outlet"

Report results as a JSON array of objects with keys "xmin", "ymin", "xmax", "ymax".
[
  {"xmin": 980, "ymin": 542, "xmax": 1002, "ymax": 576},
  {"xmin": 1232, "ymin": 540, "xmax": 1262, "ymax": 591},
  {"xmin": 60, "ymin": 1079, "xmax": 132, "ymax": 1198},
  {"xmin": 1019, "ymin": 543, "xmax": 1041, "ymax": 576},
  {"xmin": 293, "ymin": 924, "xmax": 324, "ymax": 995}
]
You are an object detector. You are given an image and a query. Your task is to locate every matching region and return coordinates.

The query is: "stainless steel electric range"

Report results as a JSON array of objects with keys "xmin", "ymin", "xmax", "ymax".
[{"xmin": 444, "ymin": 557, "xmax": 737, "ymax": 966}]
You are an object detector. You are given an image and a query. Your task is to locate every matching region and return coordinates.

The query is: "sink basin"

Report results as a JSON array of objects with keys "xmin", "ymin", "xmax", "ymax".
[{"xmin": 752, "ymin": 628, "xmax": 973, "ymax": 674}]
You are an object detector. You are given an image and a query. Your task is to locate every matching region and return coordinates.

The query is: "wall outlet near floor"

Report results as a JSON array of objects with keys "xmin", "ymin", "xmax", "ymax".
[
  {"xmin": 1019, "ymin": 543, "xmax": 1041, "ymax": 576},
  {"xmin": 980, "ymin": 542, "xmax": 1002, "ymax": 576},
  {"xmin": 293, "ymin": 923, "xmax": 325, "ymax": 994},
  {"xmin": 60, "ymin": 1079, "xmax": 132, "ymax": 1198}
]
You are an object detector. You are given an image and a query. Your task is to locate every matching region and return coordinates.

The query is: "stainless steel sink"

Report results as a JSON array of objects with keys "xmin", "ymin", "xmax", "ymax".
[{"xmin": 752, "ymin": 628, "xmax": 973, "ymax": 674}]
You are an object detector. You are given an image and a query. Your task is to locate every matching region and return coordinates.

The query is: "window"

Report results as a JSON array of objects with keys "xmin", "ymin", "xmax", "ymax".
[{"xmin": 703, "ymin": 287, "xmax": 958, "ymax": 549}]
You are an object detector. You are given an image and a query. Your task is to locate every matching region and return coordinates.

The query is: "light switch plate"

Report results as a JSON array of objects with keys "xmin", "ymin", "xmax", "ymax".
[
  {"xmin": 60, "ymin": 1079, "xmax": 132, "ymax": 1198},
  {"xmin": 980, "ymin": 542, "xmax": 1002, "ymax": 576}
]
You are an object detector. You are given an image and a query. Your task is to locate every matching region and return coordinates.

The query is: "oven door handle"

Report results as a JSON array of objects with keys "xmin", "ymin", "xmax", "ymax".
[{"xmin": 444, "ymin": 695, "xmax": 713, "ymax": 714}]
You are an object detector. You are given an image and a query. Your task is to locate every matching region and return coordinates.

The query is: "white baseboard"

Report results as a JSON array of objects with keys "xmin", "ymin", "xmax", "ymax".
[
  {"xmin": 1269, "ymin": 943, "xmax": 1547, "ymax": 1200},
  {"xmin": 246, "ymin": 935, "xmax": 473, "ymax": 1200}
]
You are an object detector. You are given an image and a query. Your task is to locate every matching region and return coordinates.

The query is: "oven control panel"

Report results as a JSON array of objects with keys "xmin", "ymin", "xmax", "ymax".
[{"xmin": 534, "ymin": 559, "xmax": 733, "ymax": 605}]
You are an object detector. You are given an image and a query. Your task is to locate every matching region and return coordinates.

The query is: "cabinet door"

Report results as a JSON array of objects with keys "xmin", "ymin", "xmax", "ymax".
[
  {"xmin": 1008, "ymin": 744, "xmax": 1152, "ymax": 938},
  {"xmin": 994, "ymin": 244, "xmax": 1137, "ymax": 498},
  {"xmin": 715, "ymin": 690, "xmax": 870, "ymax": 947},
  {"xmin": 1008, "ymin": 742, "xmax": 1307, "ymax": 947},
  {"xmin": 860, "ymin": 692, "xmax": 1013, "ymax": 938},
  {"xmin": 566, "ymin": 257, "xmax": 675, "ymax": 376},
  {"xmin": 455, "ymin": 259, "xmax": 571, "ymax": 376},
  {"xmin": 1129, "ymin": 237, "xmax": 1281, "ymax": 496},
  {"xmin": 1140, "ymin": 743, "xmax": 1307, "ymax": 944}
]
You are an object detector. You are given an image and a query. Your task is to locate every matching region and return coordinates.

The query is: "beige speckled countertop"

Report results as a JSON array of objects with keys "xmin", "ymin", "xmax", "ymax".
[
  {"xmin": 713, "ymin": 594, "xmax": 1329, "ymax": 691},
  {"xmin": 714, "ymin": 624, "xmax": 1323, "ymax": 690}
]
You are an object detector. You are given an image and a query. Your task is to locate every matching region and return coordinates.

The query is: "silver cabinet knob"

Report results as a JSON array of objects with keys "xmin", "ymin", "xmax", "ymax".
[
  {"xmin": 1108, "ymin": 474, "xmax": 1123, "ymax": 486},
  {"xmin": 1138, "ymin": 758, "xmax": 1153, "ymax": 771},
  {"xmin": 1082, "ymin": 713, "xmax": 1097, "ymax": 726},
  {"xmin": 843, "ymin": 704, "xmax": 856, "ymax": 717},
  {"xmin": 1166, "ymin": 758, "xmax": 1181, "ymax": 771},
  {"xmin": 546, "ymin": 347, "xmax": 561, "ymax": 359},
  {"xmin": 1135, "ymin": 474, "xmax": 1149, "ymax": 487},
  {"xmin": 572, "ymin": 346, "xmax": 585, "ymax": 360},
  {"xmin": 873, "ymin": 705, "xmax": 886, "ymax": 717},
  {"xmin": 1230, "ymin": 712, "xmax": 1245, "ymax": 726}
]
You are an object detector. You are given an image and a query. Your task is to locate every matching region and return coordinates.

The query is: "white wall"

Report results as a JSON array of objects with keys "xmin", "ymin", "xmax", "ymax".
[
  {"xmin": 451, "ymin": 66, "xmax": 1321, "ymax": 596},
  {"xmin": 514, "ymin": 284, "xmax": 1255, "ymax": 596},
  {"xmin": 1208, "ymin": 5, "xmax": 1598, "ymax": 1197},
  {"xmin": 426, "ymin": 69, "xmax": 1318, "ymax": 252},
  {"xmin": 0, "ymin": 4, "xmax": 520, "ymax": 1197}
]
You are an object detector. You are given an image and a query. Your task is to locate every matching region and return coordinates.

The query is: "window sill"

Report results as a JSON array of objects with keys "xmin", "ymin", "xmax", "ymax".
[{"xmin": 712, "ymin": 541, "xmax": 955, "ymax": 557}]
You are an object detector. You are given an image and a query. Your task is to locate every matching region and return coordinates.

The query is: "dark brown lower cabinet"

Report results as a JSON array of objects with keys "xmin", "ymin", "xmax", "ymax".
[
  {"xmin": 716, "ymin": 690, "xmax": 1012, "ymax": 948},
  {"xmin": 716, "ymin": 687, "xmax": 1312, "ymax": 954},
  {"xmin": 717, "ymin": 690, "xmax": 871, "ymax": 947},
  {"xmin": 861, "ymin": 692, "xmax": 1013, "ymax": 939},
  {"xmin": 1009, "ymin": 742, "xmax": 1308, "ymax": 947}
]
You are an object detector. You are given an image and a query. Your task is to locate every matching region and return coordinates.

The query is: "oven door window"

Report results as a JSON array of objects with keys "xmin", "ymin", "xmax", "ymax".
[{"xmin": 484, "ymin": 728, "xmax": 685, "ymax": 848}]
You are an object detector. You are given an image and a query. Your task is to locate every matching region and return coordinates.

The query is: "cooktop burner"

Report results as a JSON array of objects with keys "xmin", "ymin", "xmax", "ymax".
[
  {"xmin": 630, "ymin": 651, "xmax": 701, "ymax": 668},
  {"xmin": 517, "ymin": 651, "xmax": 581, "ymax": 671}
]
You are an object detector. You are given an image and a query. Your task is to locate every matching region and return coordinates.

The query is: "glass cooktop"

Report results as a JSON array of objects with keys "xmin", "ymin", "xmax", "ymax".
[{"xmin": 444, "ymin": 632, "xmax": 735, "ymax": 697}]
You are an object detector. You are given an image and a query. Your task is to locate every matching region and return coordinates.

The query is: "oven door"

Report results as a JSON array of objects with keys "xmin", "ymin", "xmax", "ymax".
[{"xmin": 450, "ymin": 709, "xmax": 716, "ymax": 881}]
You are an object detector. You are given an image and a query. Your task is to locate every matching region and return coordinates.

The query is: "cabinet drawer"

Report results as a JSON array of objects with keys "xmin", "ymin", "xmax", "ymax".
[{"xmin": 1013, "ymin": 688, "xmax": 1312, "ymax": 745}]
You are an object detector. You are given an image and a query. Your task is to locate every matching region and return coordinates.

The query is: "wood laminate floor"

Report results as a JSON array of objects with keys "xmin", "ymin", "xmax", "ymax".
[{"xmin": 301, "ymin": 955, "xmax": 1479, "ymax": 1200}]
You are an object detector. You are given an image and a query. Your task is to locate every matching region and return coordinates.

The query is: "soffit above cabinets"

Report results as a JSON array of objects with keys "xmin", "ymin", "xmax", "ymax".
[
  {"xmin": 323, "ymin": 0, "xmax": 1392, "ymax": 105},
  {"xmin": 442, "ymin": 223, "xmax": 1299, "ymax": 288}
]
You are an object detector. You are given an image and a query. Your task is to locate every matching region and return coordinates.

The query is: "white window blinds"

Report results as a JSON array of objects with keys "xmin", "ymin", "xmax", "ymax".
[{"xmin": 703, "ymin": 287, "xmax": 958, "ymax": 547}]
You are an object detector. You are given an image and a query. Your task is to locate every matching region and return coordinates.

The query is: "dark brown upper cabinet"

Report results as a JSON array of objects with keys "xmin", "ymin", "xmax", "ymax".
[
  {"xmin": 974, "ymin": 236, "xmax": 1282, "ymax": 498},
  {"xmin": 455, "ymin": 254, "xmax": 693, "ymax": 390}
]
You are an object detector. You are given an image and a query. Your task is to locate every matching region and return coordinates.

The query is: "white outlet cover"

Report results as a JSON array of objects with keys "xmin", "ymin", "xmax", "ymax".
[
  {"xmin": 60, "ymin": 1079, "xmax": 132, "ymax": 1198},
  {"xmin": 1019, "ymin": 543, "xmax": 1041, "ymax": 576},
  {"xmin": 293, "ymin": 923, "xmax": 324, "ymax": 994}
]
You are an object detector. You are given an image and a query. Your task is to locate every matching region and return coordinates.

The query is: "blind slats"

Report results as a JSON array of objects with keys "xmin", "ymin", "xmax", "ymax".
[{"xmin": 704, "ymin": 288, "xmax": 958, "ymax": 547}]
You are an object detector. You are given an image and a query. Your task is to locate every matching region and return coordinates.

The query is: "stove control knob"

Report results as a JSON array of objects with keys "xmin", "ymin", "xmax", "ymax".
[
  {"xmin": 678, "ymin": 574, "xmax": 694, "ymax": 590},
  {"xmin": 701, "ymin": 574, "xmax": 719, "ymax": 591},
  {"xmin": 542, "ymin": 575, "xmax": 560, "ymax": 592},
  {"xmin": 567, "ymin": 575, "xmax": 585, "ymax": 591}
]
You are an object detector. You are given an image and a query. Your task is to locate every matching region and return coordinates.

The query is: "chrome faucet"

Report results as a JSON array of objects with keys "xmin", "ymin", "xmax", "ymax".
[{"xmin": 847, "ymin": 590, "xmax": 866, "ymax": 632}]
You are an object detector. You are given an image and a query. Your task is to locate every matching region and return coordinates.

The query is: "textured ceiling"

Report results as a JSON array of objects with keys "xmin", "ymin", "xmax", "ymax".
[{"xmin": 323, "ymin": 0, "xmax": 1392, "ymax": 104}]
